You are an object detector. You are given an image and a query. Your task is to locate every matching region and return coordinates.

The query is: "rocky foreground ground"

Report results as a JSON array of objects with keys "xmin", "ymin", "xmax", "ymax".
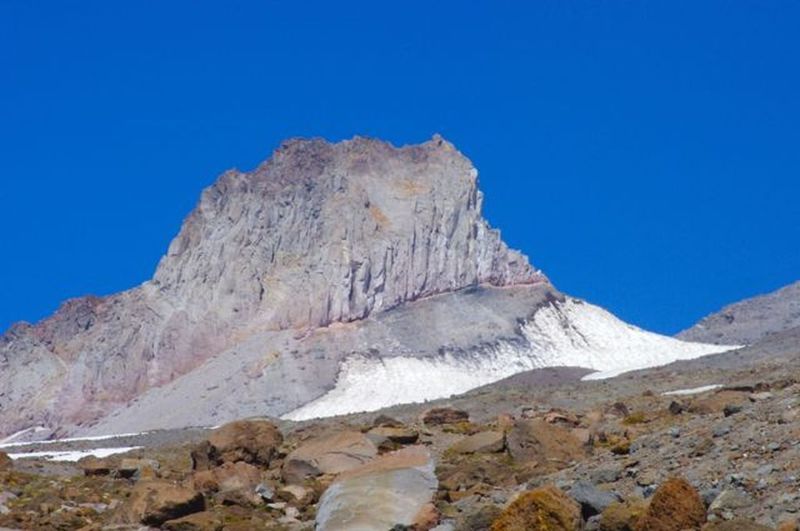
[{"xmin": 1, "ymin": 346, "xmax": 799, "ymax": 530}]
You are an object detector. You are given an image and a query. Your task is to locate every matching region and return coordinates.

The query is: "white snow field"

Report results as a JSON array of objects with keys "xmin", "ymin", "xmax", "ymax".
[{"xmin": 284, "ymin": 299, "xmax": 736, "ymax": 420}]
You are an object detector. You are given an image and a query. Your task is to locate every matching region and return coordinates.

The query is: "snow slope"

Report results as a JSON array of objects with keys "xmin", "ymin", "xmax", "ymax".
[{"xmin": 284, "ymin": 299, "xmax": 735, "ymax": 420}]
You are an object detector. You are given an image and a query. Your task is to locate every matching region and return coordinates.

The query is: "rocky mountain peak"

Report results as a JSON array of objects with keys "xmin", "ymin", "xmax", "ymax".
[
  {"xmin": 0, "ymin": 136, "xmax": 545, "ymax": 435},
  {"xmin": 152, "ymin": 135, "xmax": 545, "ymax": 330}
]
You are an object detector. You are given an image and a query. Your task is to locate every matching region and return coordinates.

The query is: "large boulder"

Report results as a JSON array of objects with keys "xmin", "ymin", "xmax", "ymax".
[
  {"xmin": 506, "ymin": 419, "xmax": 586, "ymax": 472},
  {"xmin": 193, "ymin": 461, "xmax": 265, "ymax": 506},
  {"xmin": 283, "ymin": 430, "xmax": 377, "ymax": 484},
  {"xmin": 192, "ymin": 420, "xmax": 283, "ymax": 470},
  {"xmin": 316, "ymin": 446, "xmax": 438, "ymax": 530},
  {"xmin": 117, "ymin": 480, "xmax": 205, "ymax": 526},
  {"xmin": 490, "ymin": 485, "xmax": 581, "ymax": 531},
  {"xmin": 599, "ymin": 499, "xmax": 648, "ymax": 531},
  {"xmin": 636, "ymin": 477, "xmax": 705, "ymax": 531}
]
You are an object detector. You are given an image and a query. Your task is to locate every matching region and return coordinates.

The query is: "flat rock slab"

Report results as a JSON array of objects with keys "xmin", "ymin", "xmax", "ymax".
[
  {"xmin": 316, "ymin": 446, "xmax": 438, "ymax": 531},
  {"xmin": 448, "ymin": 431, "xmax": 505, "ymax": 454},
  {"xmin": 283, "ymin": 430, "xmax": 377, "ymax": 484}
]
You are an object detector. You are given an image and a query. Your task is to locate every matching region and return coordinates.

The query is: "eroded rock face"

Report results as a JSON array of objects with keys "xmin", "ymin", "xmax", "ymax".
[{"xmin": 0, "ymin": 136, "xmax": 545, "ymax": 436}]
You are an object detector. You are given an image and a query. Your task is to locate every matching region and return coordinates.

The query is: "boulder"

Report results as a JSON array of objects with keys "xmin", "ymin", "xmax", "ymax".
[
  {"xmin": 707, "ymin": 489, "xmax": 752, "ymax": 518},
  {"xmin": 636, "ymin": 477, "xmax": 705, "ymax": 531},
  {"xmin": 422, "ymin": 407, "xmax": 469, "ymax": 426},
  {"xmin": 191, "ymin": 419, "xmax": 283, "ymax": 470},
  {"xmin": 0, "ymin": 451, "xmax": 11, "ymax": 471},
  {"xmin": 316, "ymin": 446, "xmax": 438, "ymax": 530},
  {"xmin": 117, "ymin": 480, "xmax": 205, "ymax": 526},
  {"xmin": 283, "ymin": 430, "xmax": 377, "ymax": 484},
  {"xmin": 506, "ymin": 419, "xmax": 586, "ymax": 472},
  {"xmin": 490, "ymin": 485, "xmax": 581, "ymax": 531},
  {"xmin": 193, "ymin": 461, "xmax": 265, "ymax": 506},
  {"xmin": 568, "ymin": 481, "xmax": 621, "ymax": 519},
  {"xmin": 599, "ymin": 499, "xmax": 648, "ymax": 531},
  {"xmin": 449, "ymin": 431, "xmax": 505, "ymax": 454}
]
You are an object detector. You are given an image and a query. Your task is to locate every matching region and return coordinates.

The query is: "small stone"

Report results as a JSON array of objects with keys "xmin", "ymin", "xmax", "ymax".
[
  {"xmin": 668, "ymin": 427, "xmax": 681, "ymax": 438},
  {"xmin": 767, "ymin": 442, "xmax": 782, "ymax": 452},
  {"xmin": 749, "ymin": 392, "xmax": 773, "ymax": 402},
  {"xmin": 668, "ymin": 401, "xmax": 684, "ymax": 415},
  {"xmin": 723, "ymin": 404, "xmax": 743, "ymax": 417}
]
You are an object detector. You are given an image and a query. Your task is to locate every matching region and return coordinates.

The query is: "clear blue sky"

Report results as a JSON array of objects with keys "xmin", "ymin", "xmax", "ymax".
[{"xmin": 2, "ymin": 1, "xmax": 799, "ymax": 335}]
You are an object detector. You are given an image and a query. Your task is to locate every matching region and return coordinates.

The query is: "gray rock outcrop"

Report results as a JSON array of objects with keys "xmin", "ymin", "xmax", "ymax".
[{"xmin": 678, "ymin": 281, "xmax": 800, "ymax": 345}]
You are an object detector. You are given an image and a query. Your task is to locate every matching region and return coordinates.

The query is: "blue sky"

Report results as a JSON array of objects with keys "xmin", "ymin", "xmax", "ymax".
[{"xmin": 1, "ymin": 1, "xmax": 798, "ymax": 334}]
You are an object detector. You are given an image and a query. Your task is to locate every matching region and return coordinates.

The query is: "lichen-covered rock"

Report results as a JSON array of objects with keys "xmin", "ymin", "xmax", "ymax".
[
  {"xmin": 490, "ymin": 485, "xmax": 581, "ymax": 531},
  {"xmin": 599, "ymin": 499, "xmax": 648, "ymax": 531},
  {"xmin": 636, "ymin": 477, "xmax": 705, "ymax": 531}
]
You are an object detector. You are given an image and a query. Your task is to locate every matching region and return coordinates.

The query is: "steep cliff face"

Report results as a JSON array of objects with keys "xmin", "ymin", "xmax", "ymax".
[{"xmin": 0, "ymin": 136, "xmax": 545, "ymax": 436}]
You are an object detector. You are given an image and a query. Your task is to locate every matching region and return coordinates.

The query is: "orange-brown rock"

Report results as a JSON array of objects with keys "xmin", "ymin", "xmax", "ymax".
[
  {"xmin": 636, "ymin": 477, "xmax": 705, "ymax": 531},
  {"xmin": 117, "ymin": 480, "xmax": 205, "ymax": 526},
  {"xmin": 193, "ymin": 461, "xmax": 265, "ymax": 506},
  {"xmin": 506, "ymin": 419, "xmax": 587, "ymax": 472},
  {"xmin": 191, "ymin": 420, "xmax": 283, "ymax": 470},
  {"xmin": 490, "ymin": 485, "xmax": 581, "ymax": 531},
  {"xmin": 0, "ymin": 451, "xmax": 11, "ymax": 470},
  {"xmin": 600, "ymin": 499, "xmax": 648, "ymax": 531}
]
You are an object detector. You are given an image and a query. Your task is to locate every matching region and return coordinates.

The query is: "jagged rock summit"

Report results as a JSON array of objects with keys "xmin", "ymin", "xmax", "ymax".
[{"xmin": 0, "ymin": 136, "xmax": 731, "ymax": 438}]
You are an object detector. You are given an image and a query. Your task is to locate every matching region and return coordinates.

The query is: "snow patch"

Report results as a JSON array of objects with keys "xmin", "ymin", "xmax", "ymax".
[
  {"xmin": 8, "ymin": 446, "xmax": 142, "ymax": 462},
  {"xmin": 0, "ymin": 431, "xmax": 150, "ymax": 450},
  {"xmin": 662, "ymin": 384, "xmax": 722, "ymax": 396},
  {"xmin": 284, "ymin": 299, "xmax": 735, "ymax": 421}
]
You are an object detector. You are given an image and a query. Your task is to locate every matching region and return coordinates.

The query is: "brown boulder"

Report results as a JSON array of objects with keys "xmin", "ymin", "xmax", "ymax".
[
  {"xmin": 636, "ymin": 477, "xmax": 705, "ymax": 531},
  {"xmin": 192, "ymin": 420, "xmax": 283, "ymax": 470},
  {"xmin": 117, "ymin": 458, "xmax": 160, "ymax": 479},
  {"xmin": 490, "ymin": 485, "xmax": 581, "ymax": 531},
  {"xmin": 193, "ymin": 461, "xmax": 265, "ymax": 506},
  {"xmin": 449, "ymin": 431, "xmax": 505, "ymax": 454},
  {"xmin": 422, "ymin": 407, "xmax": 469, "ymax": 425},
  {"xmin": 0, "ymin": 451, "xmax": 12, "ymax": 470},
  {"xmin": 600, "ymin": 499, "xmax": 648, "ymax": 531},
  {"xmin": 117, "ymin": 480, "xmax": 205, "ymax": 526},
  {"xmin": 506, "ymin": 419, "xmax": 586, "ymax": 471},
  {"xmin": 283, "ymin": 430, "xmax": 377, "ymax": 484}
]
